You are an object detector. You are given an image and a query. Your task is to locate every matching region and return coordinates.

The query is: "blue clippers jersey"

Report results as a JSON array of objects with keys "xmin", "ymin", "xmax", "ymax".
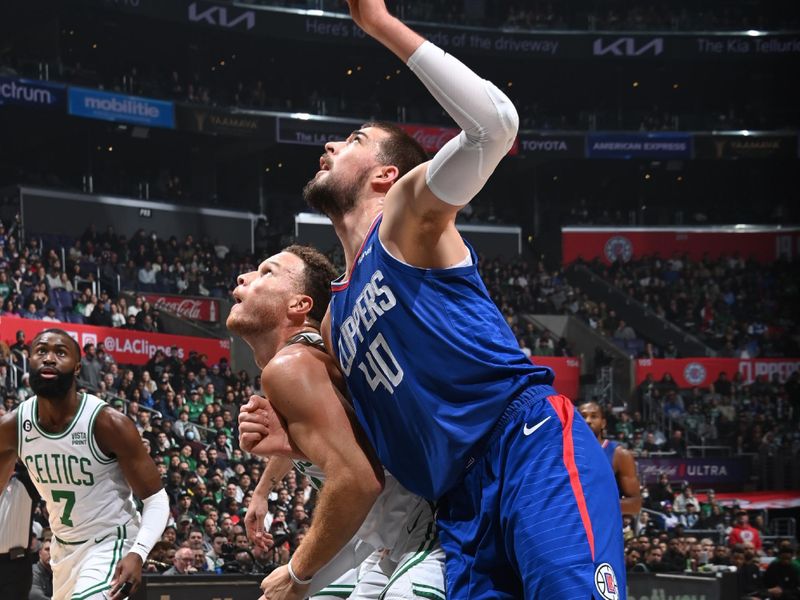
[
  {"xmin": 602, "ymin": 439, "xmax": 619, "ymax": 466},
  {"xmin": 330, "ymin": 216, "xmax": 554, "ymax": 500}
]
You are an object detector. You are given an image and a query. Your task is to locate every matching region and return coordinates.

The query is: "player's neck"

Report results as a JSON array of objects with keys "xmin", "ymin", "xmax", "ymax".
[
  {"xmin": 334, "ymin": 201, "xmax": 383, "ymax": 274},
  {"xmin": 35, "ymin": 390, "xmax": 81, "ymax": 433},
  {"xmin": 249, "ymin": 322, "xmax": 318, "ymax": 369}
]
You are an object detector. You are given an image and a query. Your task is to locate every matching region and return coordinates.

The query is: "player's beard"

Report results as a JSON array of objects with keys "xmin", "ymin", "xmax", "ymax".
[
  {"xmin": 30, "ymin": 368, "xmax": 76, "ymax": 398},
  {"xmin": 303, "ymin": 165, "xmax": 372, "ymax": 219},
  {"xmin": 226, "ymin": 297, "xmax": 281, "ymax": 338}
]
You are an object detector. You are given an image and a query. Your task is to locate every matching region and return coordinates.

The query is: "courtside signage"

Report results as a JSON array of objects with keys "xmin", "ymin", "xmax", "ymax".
[
  {"xmin": 0, "ymin": 76, "xmax": 66, "ymax": 109},
  {"xmin": 587, "ymin": 133, "xmax": 692, "ymax": 159},
  {"xmin": 0, "ymin": 316, "xmax": 229, "ymax": 366},
  {"xmin": 68, "ymin": 87, "xmax": 175, "ymax": 129}
]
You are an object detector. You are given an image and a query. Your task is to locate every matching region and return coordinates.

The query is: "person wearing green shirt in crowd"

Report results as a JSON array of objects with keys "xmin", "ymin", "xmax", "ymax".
[
  {"xmin": 532, "ymin": 336, "xmax": 555, "ymax": 357},
  {"xmin": 186, "ymin": 389, "xmax": 205, "ymax": 421}
]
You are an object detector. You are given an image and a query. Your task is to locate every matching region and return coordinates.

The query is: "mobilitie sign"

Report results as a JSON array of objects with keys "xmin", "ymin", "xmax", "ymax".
[
  {"xmin": 68, "ymin": 87, "xmax": 175, "ymax": 129},
  {"xmin": 0, "ymin": 76, "xmax": 66, "ymax": 109}
]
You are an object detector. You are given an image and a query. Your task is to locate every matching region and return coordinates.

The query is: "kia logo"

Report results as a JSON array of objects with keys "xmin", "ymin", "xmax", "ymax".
[{"xmin": 593, "ymin": 37, "xmax": 664, "ymax": 56}]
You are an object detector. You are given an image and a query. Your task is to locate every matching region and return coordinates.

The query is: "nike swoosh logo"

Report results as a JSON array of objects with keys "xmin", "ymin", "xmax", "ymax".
[
  {"xmin": 94, "ymin": 533, "xmax": 111, "ymax": 543},
  {"xmin": 406, "ymin": 511, "xmax": 422, "ymax": 534},
  {"xmin": 523, "ymin": 416, "xmax": 552, "ymax": 436},
  {"xmin": 24, "ymin": 436, "xmax": 41, "ymax": 442}
]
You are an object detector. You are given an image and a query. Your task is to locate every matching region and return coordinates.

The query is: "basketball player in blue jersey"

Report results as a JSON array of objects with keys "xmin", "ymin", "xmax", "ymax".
[
  {"xmin": 246, "ymin": 1, "xmax": 626, "ymax": 598},
  {"xmin": 578, "ymin": 401, "xmax": 643, "ymax": 517}
]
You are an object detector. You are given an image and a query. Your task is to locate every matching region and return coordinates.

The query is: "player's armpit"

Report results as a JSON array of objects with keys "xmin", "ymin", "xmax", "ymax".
[{"xmin": 93, "ymin": 407, "xmax": 163, "ymax": 500}]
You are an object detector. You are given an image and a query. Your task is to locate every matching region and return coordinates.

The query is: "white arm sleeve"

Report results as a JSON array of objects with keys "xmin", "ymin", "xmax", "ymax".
[
  {"xmin": 406, "ymin": 41, "xmax": 519, "ymax": 206},
  {"xmin": 129, "ymin": 488, "xmax": 169, "ymax": 562}
]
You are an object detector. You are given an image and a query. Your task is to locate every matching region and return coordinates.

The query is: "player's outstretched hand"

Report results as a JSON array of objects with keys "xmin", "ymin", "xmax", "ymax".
[
  {"xmin": 238, "ymin": 395, "xmax": 294, "ymax": 457},
  {"xmin": 245, "ymin": 493, "xmax": 275, "ymax": 550},
  {"xmin": 260, "ymin": 565, "xmax": 308, "ymax": 600},
  {"xmin": 345, "ymin": 0, "xmax": 392, "ymax": 36},
  {"xmin": 109, "ymin": 554, "xmax": 143, "ymax": 600}
]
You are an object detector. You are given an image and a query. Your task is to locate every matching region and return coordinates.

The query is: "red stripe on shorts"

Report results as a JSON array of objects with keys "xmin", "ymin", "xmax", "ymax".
[{"xmin": 547, "ymin": 394, "xmax": 596, "ymax": 560}]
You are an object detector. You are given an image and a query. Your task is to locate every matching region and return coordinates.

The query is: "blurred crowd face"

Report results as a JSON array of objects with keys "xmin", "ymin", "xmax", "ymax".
[{"xmin": 173, "ymin": 548, "xmax": 195, "ymax": 574}]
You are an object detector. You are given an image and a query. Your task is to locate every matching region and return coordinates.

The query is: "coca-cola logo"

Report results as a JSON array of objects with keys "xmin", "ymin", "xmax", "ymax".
[
  {"xmin": 404, "ymin": 126, "xmax": 459, "ymax": 153},
  {"xmin": 153, "ymin": 297, "xmax": 203, "ymax": 320},
  {"xmin": 144, "ymin": 294, "xmax": 219, "ymax": 322}
]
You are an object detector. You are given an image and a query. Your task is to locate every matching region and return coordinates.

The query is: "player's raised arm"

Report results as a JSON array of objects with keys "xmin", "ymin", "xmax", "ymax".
[
  {"xmin": 347, "ymin": 0, "xmax": 519, "ymax": 253},
  {"xmin": 0, "ymin": 410, "xmax": 18, "ymax": 489},
  {"xmin": 94, "ymin": 408, "xmax": 169, "ymax": 600}
]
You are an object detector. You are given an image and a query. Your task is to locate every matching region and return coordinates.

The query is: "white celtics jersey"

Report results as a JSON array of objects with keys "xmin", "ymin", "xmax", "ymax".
[
  {"xmin": 17, "ymin": 393, "xmax": 138, "ymax": 543},
  {"xmin": 292, "ymin": 459, "xmax": 421, "ymax": 554}
]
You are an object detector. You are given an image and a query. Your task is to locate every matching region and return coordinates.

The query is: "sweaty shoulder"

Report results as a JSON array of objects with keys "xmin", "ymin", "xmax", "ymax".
[{"xmin": 264, "ymin": 343, "xmax": 346, "ymax": 398}]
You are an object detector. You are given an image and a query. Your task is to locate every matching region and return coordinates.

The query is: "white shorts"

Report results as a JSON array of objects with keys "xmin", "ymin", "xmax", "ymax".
[
  {"xmin": 51, "ymin": 523, "xmax": 135, "ymax": 600},
  {"xmin": 356, "ymin": 499, "xmax": 446, "ymax": 600},
  {"xmin": 311, "ymin": 498, "xmax": 446, "ymax": 600}
]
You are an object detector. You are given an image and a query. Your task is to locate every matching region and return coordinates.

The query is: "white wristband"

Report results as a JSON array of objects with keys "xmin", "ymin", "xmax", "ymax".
[
  {"xmin": 130, "ymin": 488, "xmax": 170, "ymax": 563},
  {"xmin": 287, "ymin": 559, "xmax": 313, "ymax": 585}
]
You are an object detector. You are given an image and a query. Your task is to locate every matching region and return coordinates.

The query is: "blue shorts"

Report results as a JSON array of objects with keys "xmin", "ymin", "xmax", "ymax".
[{"xmin": 437, "ymin": 388, "xmax": 626, "ymax": 600}]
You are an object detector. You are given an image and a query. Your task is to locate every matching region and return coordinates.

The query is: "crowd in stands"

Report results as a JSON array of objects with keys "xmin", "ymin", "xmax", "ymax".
[
  {"xmin": 2, "ymin": 215, "xmax": 798, "ymax": 585},
  {"xmin": 255, "ymin": 0, "xmax": 797, "ymax": 31},
  {"xmin": 618, "ymin": 476, "xmax": 799, "ymax": 595},
  {"xmin": 586, "ymin": 254, "xmax": 800, "ymax": 358},
  {"xmin": 1, "ymin": 337, "xmax": 309, "ymax": 577},
  {"xmin": 0, "ymin": 218, "xmax": 256, "ymax": 330}
]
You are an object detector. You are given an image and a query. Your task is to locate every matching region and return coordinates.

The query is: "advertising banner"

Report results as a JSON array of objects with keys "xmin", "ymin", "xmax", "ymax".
[
  {"xmin": 175, "ymin": 103, "xmax": 272, "ymax": 137},
  {"xmin": 89, "ymin": 1, "xmax": 800, "ymax": 60},
  {"xmin": 637, "ymin": 457, "xmax": 748, "ymax": 487},
  {"xmin": 276, "ymin": 116, "xmax": 359, "ymax": 147},
  {"xmin": 276, "ymin": 118, "xmax": 519, "ymax": 155},
  {"xmin": 586, "ymin": 132, "xmax": 692, "ymax": 159},
  {"xmin": 0, "ymin": 76, "xmax": 66, "ymax": 109},
  {"xmin": 531, "ymin": 356, "xmax": 580, "ymax": 400},
  {"xmin": 519, "ymin": 133, "xmax": 585, "ymax": 158},
  {"xmin": 68, "ymin": 87, "xmax": 175, "ymax": 129},
  {"xmin": 398, "ymin": 124, "xmax": 519, "ymax": 155},
  {"xmin": 695, "ymin": 134, "xmax": 798, "ymax": 159},
  {"xmin": 697, "ymin": 490, "xmax": 800, "ymax": 510},
  {"xmin": 0, "ymin": 316, "xmax": 230, "ymax": 366},
  {"xmin": 561, "ymin": 226, "xmax": 800, "ymax": 265},
  {"xmin": 140, "ymin": 294, "xmax": 220, "ymax": 323},
  {"xmin": 635, "ymin": 358, "xmax": 800, "ymax": 388}
]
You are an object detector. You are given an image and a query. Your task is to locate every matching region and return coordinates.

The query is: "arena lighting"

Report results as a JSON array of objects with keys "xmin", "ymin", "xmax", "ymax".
[
  {"xmin": 292, "ymin": 112, "xmax": 312, "ymax": 120},
  {"xmin": 740, "ymin": 130, "xmax": 752, "ymax": 136},
  {"xmin": 746, "ymin": 29, "xmax": 764, "ymax": 36},
  {"xmin": 307, "ymin": 9, "xmax": 324, "ymax": 16}
]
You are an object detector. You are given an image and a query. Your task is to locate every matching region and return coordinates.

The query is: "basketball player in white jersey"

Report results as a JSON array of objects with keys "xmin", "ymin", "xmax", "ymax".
[
  {"xmin": 0, "ymin": 328, "xmax": 170, "ymax": 600},
  {"xmin": 228, "ymin": 245, "xmax": 445, "ymax": 600}
]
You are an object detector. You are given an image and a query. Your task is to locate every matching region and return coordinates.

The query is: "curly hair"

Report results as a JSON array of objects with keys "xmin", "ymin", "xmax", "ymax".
[{"xmin": 283, "ymin": 245, "xmax": 339, "ymax": 326}]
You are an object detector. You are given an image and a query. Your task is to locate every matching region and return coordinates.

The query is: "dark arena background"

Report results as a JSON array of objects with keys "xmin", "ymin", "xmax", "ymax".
[{"xmin": 1, "ymin": 1, "xmax": 799, "ymax": 599}]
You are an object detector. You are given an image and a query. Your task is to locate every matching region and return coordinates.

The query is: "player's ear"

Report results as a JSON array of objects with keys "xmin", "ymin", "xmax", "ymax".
[
  {"xmin": 289, "ymin": 294, "xmax": 313, "ymax": 320},
  {"xmin": 372, "ymin": 165, "xmax": 399, "ymax": 193}
]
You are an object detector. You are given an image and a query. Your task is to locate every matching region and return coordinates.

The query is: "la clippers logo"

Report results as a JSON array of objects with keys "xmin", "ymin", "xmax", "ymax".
[
  {"xmin": 684, "ymin": 362, "xmax": 707, "ymax": 386},
  {"xmin": 603, "ymin": 236, "xmax": 633, "ymax": 263},
  {"xmin": 595, "ymin": 563, "xmax": 619, "ymax": 600}
]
